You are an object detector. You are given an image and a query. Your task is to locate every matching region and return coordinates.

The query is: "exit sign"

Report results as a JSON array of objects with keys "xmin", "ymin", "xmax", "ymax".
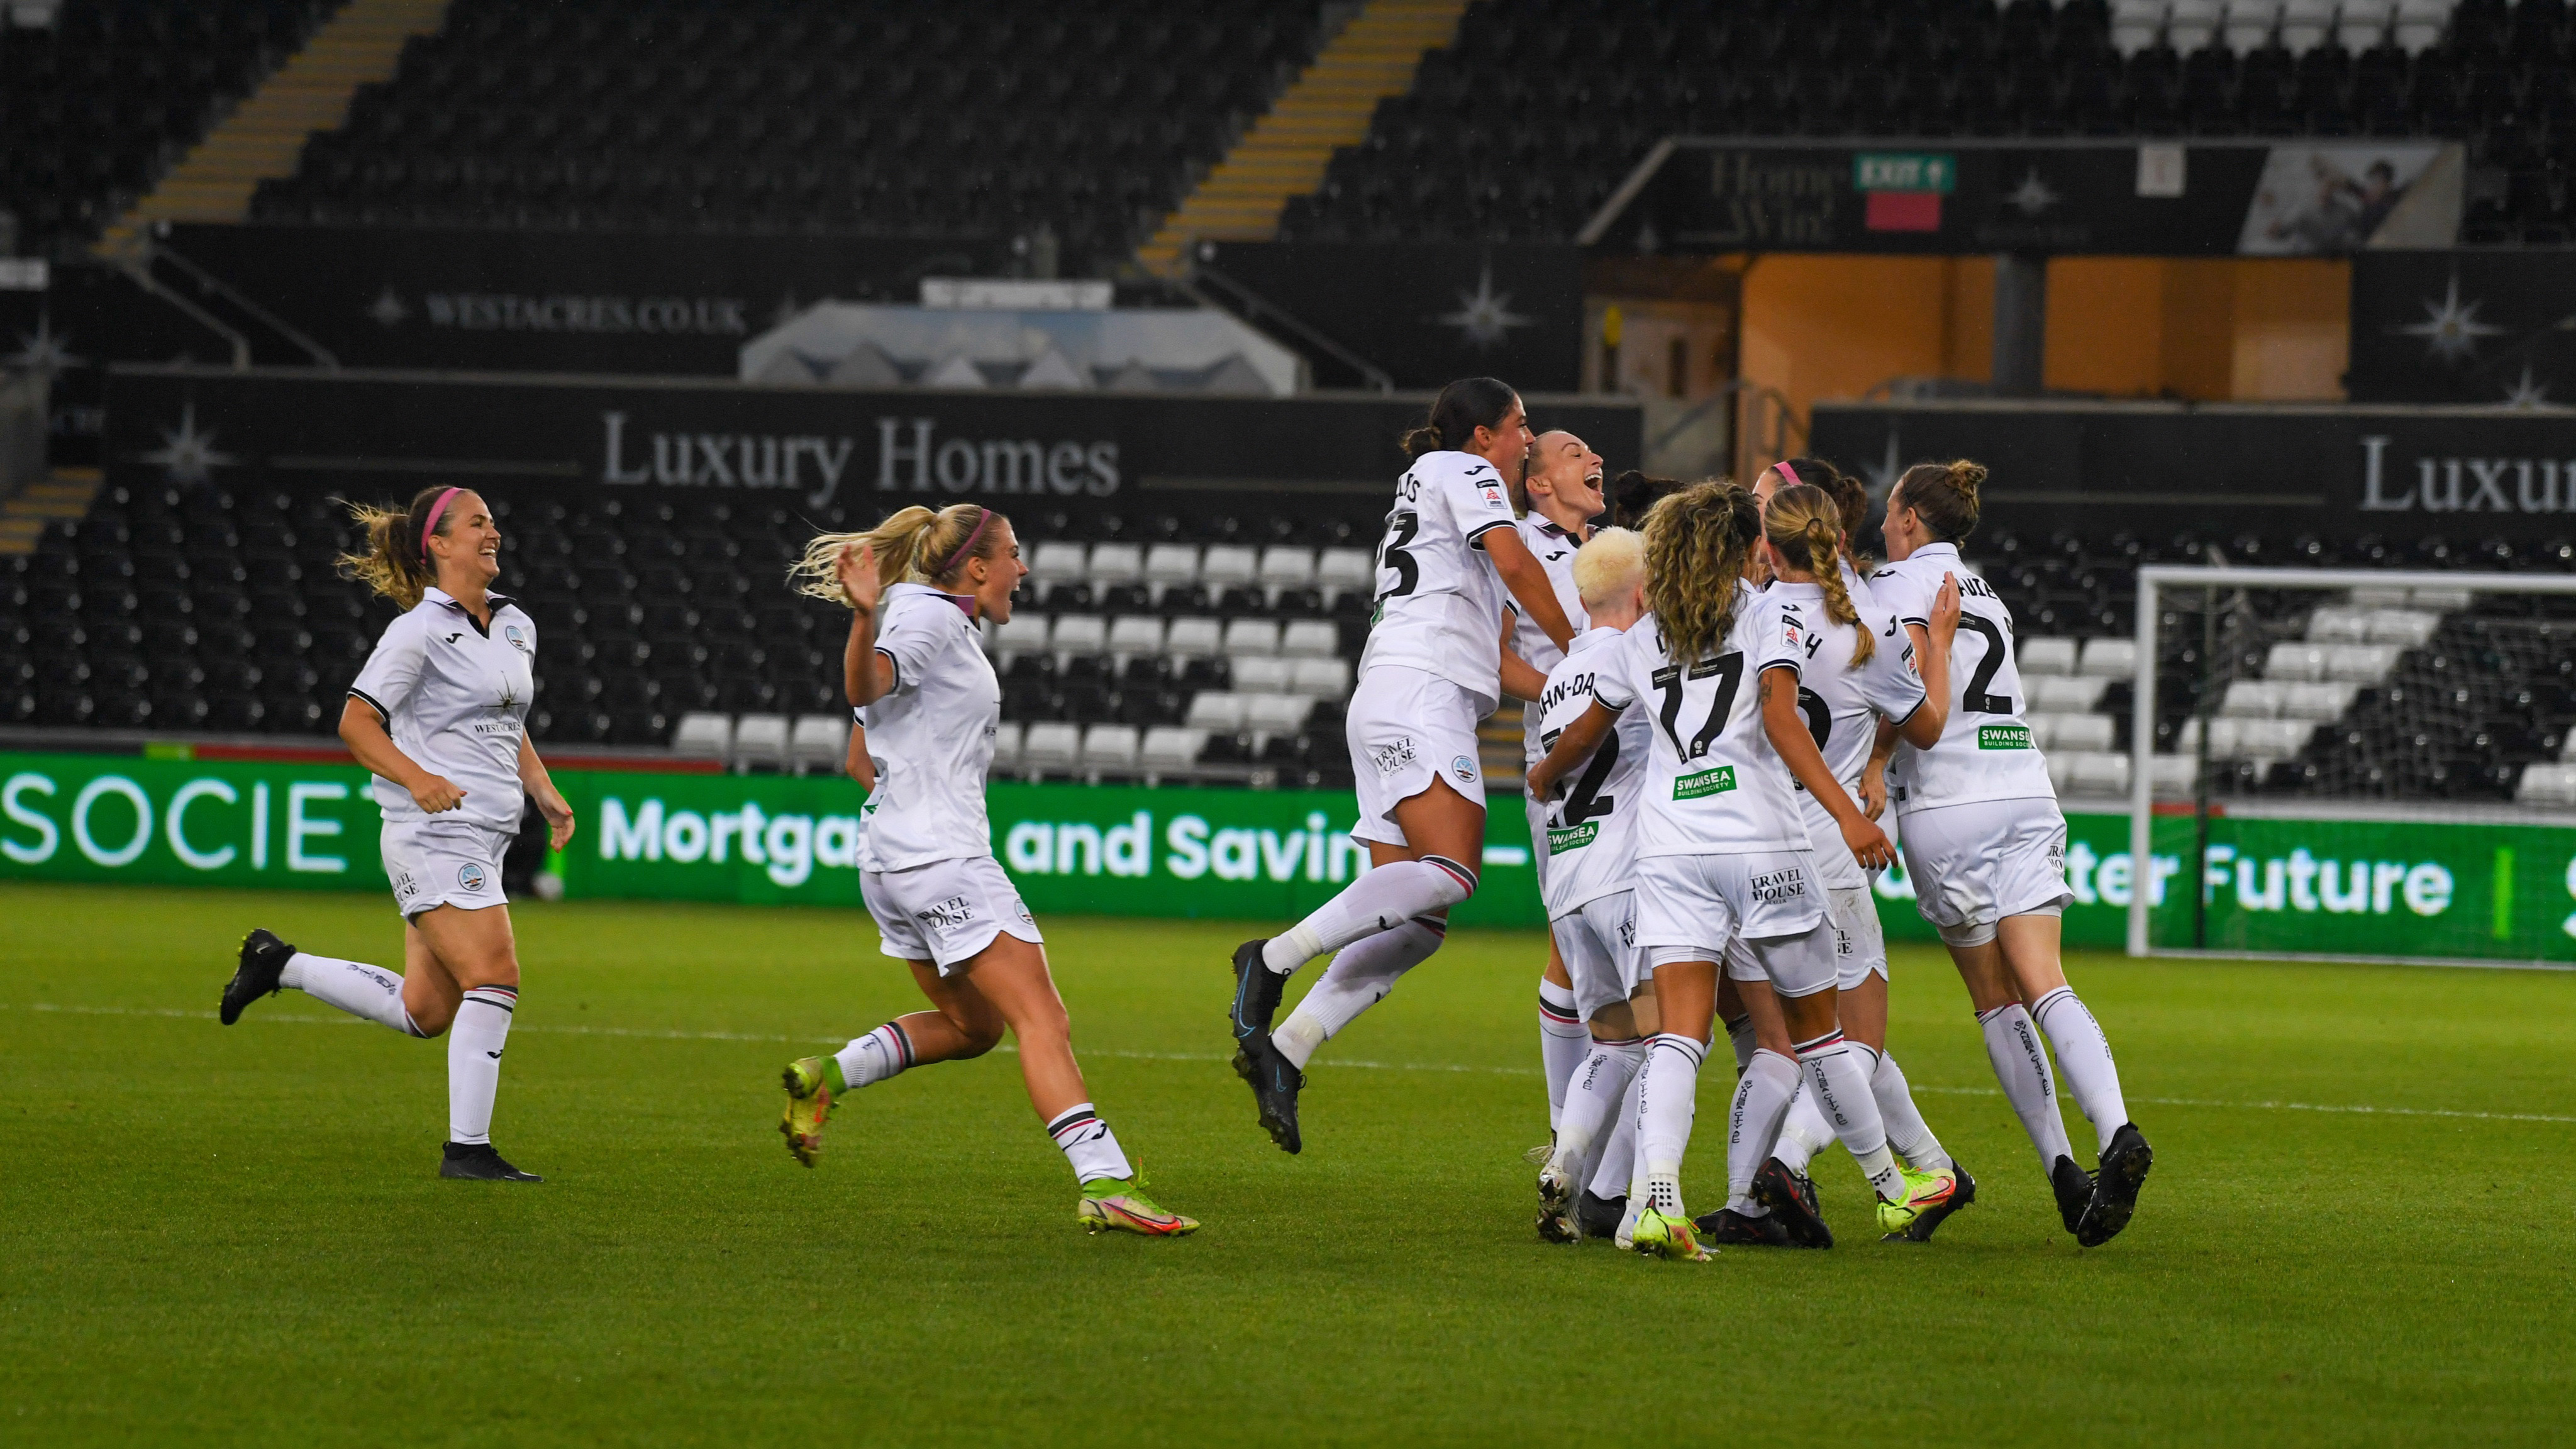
[{"xmin": 1854, "ymin": 153, "xmax": 1956, "ymax": 193}]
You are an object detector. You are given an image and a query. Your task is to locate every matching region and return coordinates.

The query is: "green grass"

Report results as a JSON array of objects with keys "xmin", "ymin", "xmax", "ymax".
[{"xmin": 3, "ymin": 881, "xmax": 2571, "ymax": 1447}]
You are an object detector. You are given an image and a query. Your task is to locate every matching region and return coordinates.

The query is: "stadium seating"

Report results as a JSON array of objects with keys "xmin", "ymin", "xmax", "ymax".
[
  {"xmin": 244, "ymin": 0, "xmax": 1324, "ymax": 275},
  {"xmin": 0, "ymin": 0, "xmax": 341, "ymax": 255},
  {"xmin": 1280, "ymin": 0, "xmax": 2575, "ymax": 247}
]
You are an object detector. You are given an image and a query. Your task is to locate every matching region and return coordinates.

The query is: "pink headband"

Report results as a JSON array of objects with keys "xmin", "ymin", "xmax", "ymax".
[
  {"xmin": 1774, "ymin": 462, "xmax": 1801, "ymax": 488},
  {"xmin": 940, "ymin": 506, "xmax": 992, "ymax": 577},
  {"xmin": 419, "ymin": 486, "xmax": 462, "ymax": 561}
]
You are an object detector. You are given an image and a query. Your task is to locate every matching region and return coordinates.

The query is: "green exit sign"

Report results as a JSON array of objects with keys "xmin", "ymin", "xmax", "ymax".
[{"xmin": 1854, "ymin": 153, "xmax": 1956, "ymax": 193}]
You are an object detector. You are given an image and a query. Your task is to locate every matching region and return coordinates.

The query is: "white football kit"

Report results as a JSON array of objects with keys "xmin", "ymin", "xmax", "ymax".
[
  {"xmin": 346, "ymin": 586, "xmax": 535, "ymax": 919},
  {"xmin": 1592, "ymin": 600, "xmax": 1838, "ymax": 997},
  {"xmin": 1509, "ymin": 516, "xmax": 1589, "ymax": 891},
  {"xmin": 1749, "ymin": 581, "xmax": 1927, "ymax": 988},
  {"xmin": 858, "ymin": 583, "xmax": 1042, "ymax": 971},
  {"xmin": 1868, "ymin": 543, "xmax": 2072, "ymax": 945},
  {"xmin": 1529, "ymin": 626, "xmax": 1649, "ymax": 1018},
  {"xmin": 1348, "ymin": 451, "xmax": 1521, "ymax": 846}
]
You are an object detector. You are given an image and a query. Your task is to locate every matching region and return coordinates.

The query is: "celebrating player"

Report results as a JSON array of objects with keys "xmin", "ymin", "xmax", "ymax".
[
  {"xmin": 1528, "ymin": 482, "xmax": 1956, "ymax": 1260},
  {"xmin": 1525, "ymin": 528, "xmax": 1657, "ymax": 1241},
  {"xmin": 1870, "ymin": 460, "xmax": 2154, "ymax": 1245},
  {"xmin": 218, "ymin": 487, "xmax": 574, "ymax": 1182},
  {"xmin": 1710, "ymin": 479, "xmax": 1974, "ymax": 1247},
  {"xmin": 777, "ymin": 504, "xmax": 1196, "ymax": 1237},
  {"xmin": 1504, "ymin": 430, "xmax": 1606, "ymax": 1167},
  {"xmin": 1227, "ymin": 378, "xmax": 1578, "ymax": 1154}
]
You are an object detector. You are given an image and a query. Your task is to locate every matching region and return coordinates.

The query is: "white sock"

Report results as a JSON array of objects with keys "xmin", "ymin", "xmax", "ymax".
[
  {"xmin": 1980, "ymin": 1002, "xmax": 2074, "ymax": 1172},
  {"xmin": 1046, "ymin": 1103, "xmax": 1133, "ymax": 1185},
  {"xmin": 2031, "ymin": 986, "xmax": 2129, "ymax": 1155},
  {"xmin": 1797, "ymin": 1030, "xmax": 1902, "ymax": 1201},
  {"xmin": 1633, "ymin": 1033, "xmax": 1706, "ymax": 1216},
  {"xmin": 282, "ymin": 951, "xmax": 420, "ymax": 1035},
  {"xmin": 1273, "ymin": 918, "xmax": 1443, "ymax": 1070},
  {"xmin": 1724, "ymin": 1014, "xmax": 1757, "ymax": 1074},
  {"xmin": 1770, "ymin": 1080, "xmax": 1838, "ymax": 1178},
  {"xmin": 1588, "ymin": 1067, "xmax": 1641, "ymax": 1203},
  {"xmin": 1262, "ymin": 855, "xmax": 1475, "ymax": 974},
  {"xmin": 447, "ymin": 985, "xmax": 516, "ymax": 1146},
  {"xmin": 1870, "ymin": 1048, "xmax": 1953, "ymax": 1171},
  {"xmin": 1551, "ymin": 1035, "xmax": 1645, "ymax": 1191},
  {"xmin": 833, "ymin": 1022, "xmax": 913, "ymax": 1090},
  {"xmin": 1538, "ymin": 979, "xmax": 1589, "ymax": 1133},
  {"xmin": 1724, "ymin": 1048, "xmax": 1801, "ymax": 1214}
]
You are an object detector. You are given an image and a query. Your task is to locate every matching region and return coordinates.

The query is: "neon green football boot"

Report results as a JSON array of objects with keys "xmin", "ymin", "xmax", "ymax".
[
  {"xmin": 778, "ymin": 1055, "xmax": 844, "ymax": 1167},
  {"xmin": 1874, "ymin": 1164, "xmax": 1962, "ymax": 1235},
  {"xmin": 1629, "ymin": 1206, "xmax": 1713, "ymax": 1262},
  {"xmin": 1077, "ymin": 1172, "xmax": 1200, "ymax": 1237}
]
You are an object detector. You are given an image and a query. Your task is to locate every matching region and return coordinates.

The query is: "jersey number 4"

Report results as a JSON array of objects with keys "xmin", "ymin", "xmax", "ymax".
[
  {"xmin": 1651, "ymin": 652, "xmax": 1743, "ymax": 760},
  {"xmin": 1375, "ymin": 511, "xmax": 1420, "ymax": 600}
]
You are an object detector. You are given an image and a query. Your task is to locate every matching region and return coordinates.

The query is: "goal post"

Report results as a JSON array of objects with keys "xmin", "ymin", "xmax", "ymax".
[{"xmin": 2124, "ymin": 565, "xmax": 2576, "ymax": 968}]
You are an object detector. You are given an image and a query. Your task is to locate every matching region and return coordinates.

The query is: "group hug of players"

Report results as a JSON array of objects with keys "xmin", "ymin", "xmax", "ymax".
[{"xmin": 215, "ymin": 375, "xmax": 2150, "ymax": 1255}]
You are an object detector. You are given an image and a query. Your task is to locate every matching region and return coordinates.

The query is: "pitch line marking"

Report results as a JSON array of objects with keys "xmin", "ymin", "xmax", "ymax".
[{"xmin": 10, "ymin": 1002, "xmax": 2573, "ymax": 1125}]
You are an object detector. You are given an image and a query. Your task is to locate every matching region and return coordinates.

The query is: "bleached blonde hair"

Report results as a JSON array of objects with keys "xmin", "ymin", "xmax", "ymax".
[
  {"xmin": 1572, "ymin": 526, "xmax": 1645, "ymax": 611},
  {"xmin": 788, "ymin": 504, "xmax": 1008, "ymax": 606}
]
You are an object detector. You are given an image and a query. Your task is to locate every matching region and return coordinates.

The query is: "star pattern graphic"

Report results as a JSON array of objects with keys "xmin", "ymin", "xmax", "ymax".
[
  {"xmin": 2004, "ymin": 168, "xmax": 2062, "ymax": 216},
  {"xmin": 367, "ymin": 287, "xmax": 408, "ymax": 327},
  {"xmin": 138, "ymin": 402, "xmax": 239, "ymax": 487},
  {"xmin": 1860, "ymin": 426, "xmax": 1904, "ymax": 500},
  {"xmin": 1440, "ymin": 264, "xmax": 1532, "ymax": 350},
  {"xmin": 4, "ymin": 314, "xmax": 84, "ymax": 379},
  {"xmin": 2395, "ymin": 273, "xmax": 2506, "ymax": 364},
  {"xmin": 2503, "ymin": 363, "xmax": 2555, "ymax": 409}
]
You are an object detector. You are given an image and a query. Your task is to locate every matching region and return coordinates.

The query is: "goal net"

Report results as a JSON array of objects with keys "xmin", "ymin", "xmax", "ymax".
[{"xmin": 2121, "ymin": 565, "xmax": 2576, "ymax": 968}]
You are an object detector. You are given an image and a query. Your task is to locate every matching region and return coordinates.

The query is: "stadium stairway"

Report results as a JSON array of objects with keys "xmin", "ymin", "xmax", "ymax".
[
  {"xmin": 97, "ymin": 0, "xmax": 450, "ymax": 253},
  {"xmin": 0, "ymin": 470, "xmax": 98, "ymax": 558},
  {"xmin": 1135, "ymin": 0, "xmax": 1469, "ymax": 274}
]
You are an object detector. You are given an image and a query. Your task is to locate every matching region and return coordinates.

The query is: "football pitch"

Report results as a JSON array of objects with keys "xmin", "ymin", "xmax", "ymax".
[{"xmin": 4, "ymin": 882, "xmax": 2570, "ymax": 1446}]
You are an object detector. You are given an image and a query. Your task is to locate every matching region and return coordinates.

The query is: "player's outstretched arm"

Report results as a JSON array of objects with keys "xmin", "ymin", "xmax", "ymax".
[
  {"xmin": 1527, "ymin": 699, "xmax": 1614, "ymax": 799},
  {"xmin": 1497, "ymin": 613, "xmax": 1548, "ymax": 702},
  {"xmin": 834, "ymin": 542, "xmax": 892, "ymax": 706},
  {"xmin": 1760, "ymin": 665, "xmax": 1892, "ymax": 870},
  {"xmin": 1484, "ymin": 526, "xmax": 1575, "ymax": 653}
]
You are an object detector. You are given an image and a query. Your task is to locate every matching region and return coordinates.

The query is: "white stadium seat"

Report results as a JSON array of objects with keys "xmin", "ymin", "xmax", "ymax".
[
  {"xmin": 2174, "ymin": 717, "xmax": 2240, "ymax": 757},
  {"xmin": 1290, "ymin": 657, "xmax": 1352, "ymax": 697},
  {"xmin": 2077, "ymin": 638, "xmax": 2136, "ymax": 678},
  {"xmin": 1143, "ymin": 543, "xmax": 1201, "ymax": 591},
  {"xmin": 1026, "ymin": 541, "xmax": 1089, "ymax": 591},
  {"xmin": 1049, "ymin": 614, "xmax": 1108, "ymax": 657},
  {"xmin": 2048, "ymin": 713, "xmax": 2116, "ymax": 752},
  {"xmin": 1280, "ymin": 620, "xmax": 1341, "ymax": 658},
  {"xmin": 990, "ymin": 613, "xmax": 1052, "ymax": 660},
  {"xmin": 2029, "ymin": 675, "xmax": 2107, "ymax": 712},
  {"xmin": 1184, "ymin": 691, "xmax": 1246, "ymax": 731},
  {"xmin": 2348, "ymin": 584, "xmax": 2411, "ymax": 609},
  {"xmin": 732, "ymin": 714, "xmax": 789, "ymax": 772},
  {"xmin": 2220, "ymin": 680, "xmax": 2287, "ymax": 718},
  {"xmin": 2407, "ymin": 586, "xmax": 2472, "ymax": 613},
  {"xmin": 1200, "ymin": 545, "xmax": 1260, "ymax": 589},
  {"xmin": 988, "ymin": 721, "xmax": 1024, "ymax": 771},
  {"xmin": 2307, "ymin": 606, "xmax": 2371, "ymax": 643},
  {"xmin": 1019, "ymin": 722, "xmax": 1081, "ymax": 772},
  {"xmin": 2046, "ymin": 748, "xmax": 2075, "ymax": 791},
  {"xmin": 1140, "ymin": 726, "xmax": 1208, "ymax": 773},
  {"xmin": 1086, "ymin": 541, "xmax": 1143, "ymax": 586},
  {"xmin": 789, "ymin": 714, "xmax": 849, "ymax": 775},
  {"xmin": 2150, "ymin": 752, "xmax": 2199, "ymax": 797},
  {"xmin": 2018, "ymin": 637, "xmax": 2079, "ymax": 677},
  {"xmin": 2066, "ymin": 752, "xmax": 2133, "ymax": 797},
  {"xmin": 1257, "ymin": 545, "xmax": 1317, "ymax": 589},
  {"xmin": 2519, "ymin": 763, "xmax": 2576, "ymax": 808},
  {"xmin": 1079, "ymin": 724, "xmax": 1140, "ymax": 770},
  {"xmin": 2279, "ymin": 682, "xmax": 2356, "ymax": 722},
  {"xmin": 1164, "ymin": 617, "xmax": 1224, "ymax": 658},
  {"xmin": 2363, "ymin": 609, "xmax": 2440, "ymax": 647},
  {"xmin": 1106, "ymin": 616, "xmax": 1167, "ymax": 657},
  {"xmin": 1316, "ymin": 547, "xmax": 1376, "ymax": 598},
  {"xmin": 1231, "ymin": 656, "xmax": 1296, "ymax": 693},
  {"xmin": 1223, "ymin": 618, "xmax": 1282, "ymax": 657},
  {"xmin": 2267, "ymin": 643, "xmax": 2328, "ymax": 682},
  {"xmin": 1243, "ymin": 692, "xmax": 1314, "ymax": 735},
  {"xmin": 671, "ymin": 712, "xmax": 732, "ymax": 764},
  {"xmin": 2323, "ymin": 644, "xmax": 2399, "ymax": 683}
]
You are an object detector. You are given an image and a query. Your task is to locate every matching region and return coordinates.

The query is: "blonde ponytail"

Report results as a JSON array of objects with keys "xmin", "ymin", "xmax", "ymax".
[
  {"xmin": 1763, "ymin": 482, "xmax": 1871, "ymax": 665},
  {"xmin": 789, "ymin": 503, "xmax": 1006, "ymax": 605},
  {"xmin": 334, "ymin": 487, "xmax": 458, "ymax": 611}
]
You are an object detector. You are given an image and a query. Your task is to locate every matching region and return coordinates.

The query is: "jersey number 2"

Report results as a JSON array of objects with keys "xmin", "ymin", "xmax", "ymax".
[
  {"xmin": 1540, "ymin": 728, "xmax": 1622, "ymax": 826},
  {"xmin": 1958, "ymin": 615, "xmax": 2015, "ymax": 715}
]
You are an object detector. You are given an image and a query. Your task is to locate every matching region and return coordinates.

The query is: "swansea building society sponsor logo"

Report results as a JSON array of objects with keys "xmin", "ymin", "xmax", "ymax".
[
  {"xmin": 1547, "ymin": 821, "xmax": 1598, "ymax": 853},
  {"xmin": 916, "ymin": 894, "xmax": 979, "ymax": 931},
  {"xmin": 600, "ymin": 413, "xmax": 1119, "ymax": 511},
  {"xmin": 1979, "ymin": 724, "xmax": 2035, "ymax": 750},
  {"xmin": 1368, "ymin": 736, "xmax": 1418, "ymax": 777},
  {"xmin": 1674, "ymin": 765, "xmax": 1737, "ymax": 800}
]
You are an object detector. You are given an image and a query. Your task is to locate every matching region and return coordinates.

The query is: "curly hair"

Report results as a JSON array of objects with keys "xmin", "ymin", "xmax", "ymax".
[{"xmin": 1641, "ymin": 480, "xmax": 1761, "ymax": 666}]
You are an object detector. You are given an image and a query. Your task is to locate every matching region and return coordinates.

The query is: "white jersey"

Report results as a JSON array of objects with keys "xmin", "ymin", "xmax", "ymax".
[
  {"xmin": 347, "ymin": 586, "xmax": 535, "ymax": 835},
  {"xmin": 1509, "ymin": 514, "xmax": 1589, "ymax": 758},
  {"xmin": 1868, "ymin": 542, "xmax": 2054, "ymax": 813},
  {"xmin": 1357, "ymin": 450, "xmax": 1521, "ymax": 713},
  {"xmin": 1529, "ymin": 626, "xmax": 1648, "ymax": 918},
  {"xmin": 1748, "ymin": 582, "xmax": 1928, "ymax": 868},
  {"xmin": 1840, "ymin": 557, "xmax": 1878, "ymax": 611},
  {"xmin": 862, "ymin": 583, "xmax": 1002, "ymax": 870},
  {"xmin": 1592, "ymin": 596, "xmax": 1812, "ymax": 860}
]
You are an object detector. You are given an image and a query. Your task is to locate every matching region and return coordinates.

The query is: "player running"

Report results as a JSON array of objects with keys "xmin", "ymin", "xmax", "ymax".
[
  {"xmin": 1503, "ymin": 430, "xmax": 1606, "ymax": 1168},
  {"xmin": 1524, "ymin": 528, "xmax": 1656, "ymax": 1242},
  {"xmin": 217, "ymin": 487, "xmax": 574, "ymax": 1182},
  {"xmin": 1707, "ymin": 479, "xmax": 1972, "ymax": 1248},
  {"xmin": 1870, "ymin": 460, "xmax": 2154, "ymax": 1245},
  {"xmin": 1228, "ymin": 378, "xmax": 1578, "ymax": 1154},
  {"xmin": 776, "ymin": 504, "xmax": 1196, "ymax": 1238},
  {"xmin": 1528, "ymin": 482, "xmax": 1957, "ymax": 1260}
]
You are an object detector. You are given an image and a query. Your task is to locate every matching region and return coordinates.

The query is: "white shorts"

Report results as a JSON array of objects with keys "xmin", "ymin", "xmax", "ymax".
[
  {"xmin": 1550, "ymin": 889, "xmax": 1643, "ymax": 1020},
  {"xmin": 1635, "ymin": 851, "xmax": 1837, "ymax": 998},
  {"xmin": 1828, "ymin": 885, "xmax": 1888, "ymax": 992},
  {"xmin": 381, "ymin": 817, "xmax": 513, "ymax": 920},
  {"xmin": 1898, "ymin": 797, "xmax": 2073, "ymax": 948},
  {"xmin": 1524, "ymin": 792, "xmax": 1552, "ymax": 894},
  {"xmin": 1347, "ymin": 665, "xmax": 1485, "ymax": 848},
  {"xmin": 862, "ymin": 855, "xmax": 1043, "ymax": 973}
]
